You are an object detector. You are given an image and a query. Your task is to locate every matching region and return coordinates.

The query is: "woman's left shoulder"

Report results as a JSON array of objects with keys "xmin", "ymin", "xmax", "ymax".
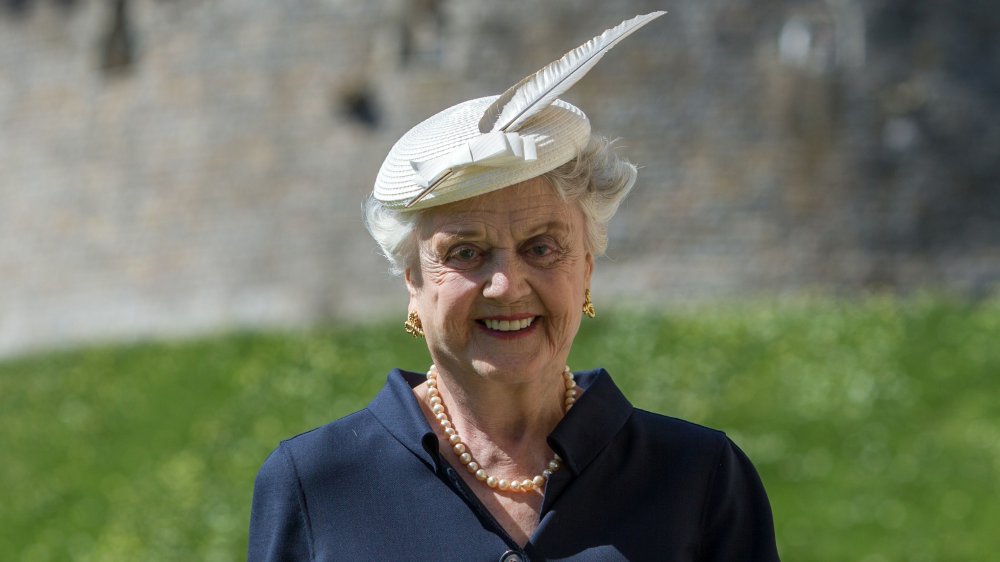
[
  {"xmin": 628, "ymin": 409, "xmax": 733, "ymax": 452},
  {"xmin": 628, "ymin": 410, "xmax": 779, "ymax": 558},
  {"xmin": 625, "ymin": 409, "xmax": 768, "ymax": 479}
]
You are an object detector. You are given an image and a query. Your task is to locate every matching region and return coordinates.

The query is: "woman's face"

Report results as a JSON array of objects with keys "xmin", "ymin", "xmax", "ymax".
[{"xmin": 405, "ymin": 178, "xmax": 593, "ymax": 384}]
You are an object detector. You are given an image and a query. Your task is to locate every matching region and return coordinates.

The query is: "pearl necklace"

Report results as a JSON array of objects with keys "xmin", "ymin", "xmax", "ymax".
[{"xmin": 425, "ymin": 364, "xmax": 578, "ymax": 493}]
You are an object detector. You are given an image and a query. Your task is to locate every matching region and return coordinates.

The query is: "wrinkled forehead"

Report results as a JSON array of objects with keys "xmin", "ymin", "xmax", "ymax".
[{"xmin": 416, "ymin": 178, "xmax": 582, "ymax": 241}]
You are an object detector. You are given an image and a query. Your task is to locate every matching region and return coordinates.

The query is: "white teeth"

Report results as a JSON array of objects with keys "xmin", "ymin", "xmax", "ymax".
[{"xmin": 484, "ymin": 317, "xmax": 534, "ymax": 331}]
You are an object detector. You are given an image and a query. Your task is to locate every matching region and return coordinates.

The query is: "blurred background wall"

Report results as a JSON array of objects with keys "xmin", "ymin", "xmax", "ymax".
[{"xmin": 2, "ymin": 0, "xmax": 998, "ymax": 357}]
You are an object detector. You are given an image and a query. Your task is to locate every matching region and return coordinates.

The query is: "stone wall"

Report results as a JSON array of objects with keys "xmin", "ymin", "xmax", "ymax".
[{"xmin": 2, "ymin": 0, "xmax": 997, "ymax": 356}]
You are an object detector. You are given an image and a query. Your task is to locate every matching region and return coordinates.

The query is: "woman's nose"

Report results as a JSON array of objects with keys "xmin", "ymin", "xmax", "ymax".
[{"xmin": 482, "ymin": 255, "xmax": 529, "ymax": 302}]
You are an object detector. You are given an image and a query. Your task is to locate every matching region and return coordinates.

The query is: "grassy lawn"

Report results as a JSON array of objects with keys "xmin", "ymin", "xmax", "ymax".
[{"xmin": 1, "ymin": 295, "xmax": 998, "ymax": 561}]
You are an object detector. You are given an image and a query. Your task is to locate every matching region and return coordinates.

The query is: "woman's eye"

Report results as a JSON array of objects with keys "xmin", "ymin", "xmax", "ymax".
[
  {"xmin": 528, "ymin": 244, "xmax": 552, "ymax": 257},
  {"xmin": 449, "ymin": 246, "xmax": 480, "ymax": 262},
  {"xmin": 525, "ymin": 240, "xmax": 561, "ymax": 262}
]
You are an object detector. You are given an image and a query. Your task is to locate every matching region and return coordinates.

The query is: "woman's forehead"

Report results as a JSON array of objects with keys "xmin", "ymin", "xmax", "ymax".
[
  {"xmin": 440, "ymin": 177, "xmax": 555, "ymax": 210},
  {"xmin": 420, "ymin": 180, "xmax": 581, "ymax": 238}
]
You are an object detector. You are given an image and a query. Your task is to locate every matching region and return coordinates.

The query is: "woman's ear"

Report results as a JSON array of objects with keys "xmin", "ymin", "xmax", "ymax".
[
  {"xmin": 584, "ymin": 252, "xmax": 594, "ymax": 286},
  {"xmin": 404, "ymin": 267, "xmax": 419, "ymax": 298}
]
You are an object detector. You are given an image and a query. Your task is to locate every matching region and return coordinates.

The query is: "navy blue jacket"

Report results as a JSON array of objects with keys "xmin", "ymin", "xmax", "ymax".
[{"xmin": 248, "ymin": 369, "xmax": 779, "ymax": 561}]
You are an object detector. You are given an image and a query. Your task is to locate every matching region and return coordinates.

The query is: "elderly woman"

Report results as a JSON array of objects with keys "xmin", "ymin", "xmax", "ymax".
[{"xmin": 249, "ymin": 13, "xmax": 778, "ymax": 562}]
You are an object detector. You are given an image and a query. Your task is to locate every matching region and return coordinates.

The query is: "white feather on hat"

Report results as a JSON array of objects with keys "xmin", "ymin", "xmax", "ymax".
[{"xmin": 372, "ymin": 11, "xmax": 666, "ymax": 210}]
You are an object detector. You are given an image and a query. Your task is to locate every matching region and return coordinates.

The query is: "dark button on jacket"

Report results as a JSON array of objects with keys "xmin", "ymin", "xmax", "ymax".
[{"xmin": 248, "ymin": 369, "xmax": 780, "ymax": 561}]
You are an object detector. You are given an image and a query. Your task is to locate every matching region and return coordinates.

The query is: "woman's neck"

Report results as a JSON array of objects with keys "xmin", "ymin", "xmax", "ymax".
[{"xmin": 430, "ymin": 363, "xmax": 567, "ymax": 449}]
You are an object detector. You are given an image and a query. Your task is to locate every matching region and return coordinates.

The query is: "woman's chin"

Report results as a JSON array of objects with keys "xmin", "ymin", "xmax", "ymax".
[{"xmin": 468, "ymin": 356, "xmax": 561, "ymax": 382}]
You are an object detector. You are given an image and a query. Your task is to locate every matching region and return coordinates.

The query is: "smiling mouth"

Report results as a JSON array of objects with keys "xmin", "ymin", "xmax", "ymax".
[{"xmin": 480, "ymin": 317, "xmax": 536, "ymax": 332}]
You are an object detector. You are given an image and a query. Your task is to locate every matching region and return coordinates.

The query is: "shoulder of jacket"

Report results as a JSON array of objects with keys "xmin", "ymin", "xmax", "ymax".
[
  {"xmin": 272, "ymin": 409, "xmax": 382, "ymax": 475},
  {"xmin": 629, "ymin": 409, "xmax": 730, "ymax": 453}
]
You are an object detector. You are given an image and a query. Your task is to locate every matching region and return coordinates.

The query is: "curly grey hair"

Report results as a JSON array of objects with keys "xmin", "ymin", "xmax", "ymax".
[{"xmin": 364, "ymin": 136, "xmax": 637, "ymax": 275}]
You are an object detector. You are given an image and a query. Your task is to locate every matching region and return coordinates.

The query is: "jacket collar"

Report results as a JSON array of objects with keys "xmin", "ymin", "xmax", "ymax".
[
  {"xmin": 549, "ymin": 368, "xmax": 633, "ymax": 475},
  {"xmin": 367, "ymin": 369, "xmax": 440, "ymax": 469},
  {"xmin": 367, "ymin": 367, "xmax": 634, "ymax": 476}
]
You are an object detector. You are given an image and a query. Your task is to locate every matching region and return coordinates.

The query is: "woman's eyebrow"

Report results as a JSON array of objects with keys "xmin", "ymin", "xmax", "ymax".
[
  {"xmin": 434, "ymin": 227, "xmax": 484, "ymax": 241},
  {"xmin": 428, "ymin": 228, "xmax": 486, "ymax": 250},
  {"xmin": 518, "ymin": 220, "xmax": 572, "ymax": 239}
]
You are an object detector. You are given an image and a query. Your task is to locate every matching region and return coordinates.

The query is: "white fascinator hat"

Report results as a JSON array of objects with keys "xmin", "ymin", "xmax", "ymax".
[{"xmin": 372, "ymin": 11, "xmax": 665, "ymax": 211}]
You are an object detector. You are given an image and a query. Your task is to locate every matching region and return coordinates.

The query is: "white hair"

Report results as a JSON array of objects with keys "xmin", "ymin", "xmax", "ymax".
[{"xmin": 363, "ymin": 136, "xmax": 637, "ymax": 275}]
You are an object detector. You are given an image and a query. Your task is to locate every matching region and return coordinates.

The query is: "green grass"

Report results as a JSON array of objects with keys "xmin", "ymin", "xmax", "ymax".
[{"xmin": 2, "ymin": 295, "xmax": 998, "ymax": 561}]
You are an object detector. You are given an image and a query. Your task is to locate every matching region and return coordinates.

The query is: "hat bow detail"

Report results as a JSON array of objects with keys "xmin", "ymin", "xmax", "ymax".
[{"xmin": 410, "ymin": 131, "xmax": 538, "ymax": 189}]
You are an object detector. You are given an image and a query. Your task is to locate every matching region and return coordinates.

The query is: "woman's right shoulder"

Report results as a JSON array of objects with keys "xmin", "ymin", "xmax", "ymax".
[
  {"xmin": 256, "ymin": 408, "xmax": 382, "ymax": 483},
  {"xmin": 248, "ymin": 413, "xmax": 380, "ymax": 561}
]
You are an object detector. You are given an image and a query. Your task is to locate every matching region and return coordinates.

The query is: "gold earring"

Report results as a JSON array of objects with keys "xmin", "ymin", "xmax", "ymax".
[
  {"xmin": 583, "ymin": 289, "xmax": 596, "ymax": 318},
  {"xmin": 404, "ymin": 311, "xmax": 424, "ymax": 338}
]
